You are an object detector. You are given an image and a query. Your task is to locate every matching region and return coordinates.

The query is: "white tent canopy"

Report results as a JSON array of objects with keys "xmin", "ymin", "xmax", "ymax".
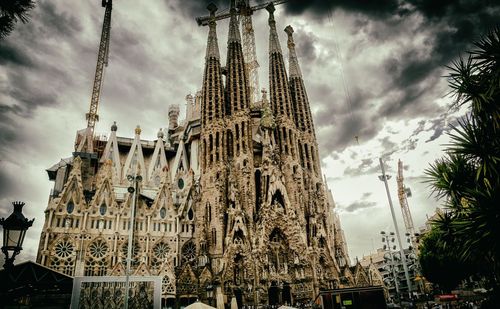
[{"xmin": 184, "ymin": 302, "xmax": 216, "ymax": 309}]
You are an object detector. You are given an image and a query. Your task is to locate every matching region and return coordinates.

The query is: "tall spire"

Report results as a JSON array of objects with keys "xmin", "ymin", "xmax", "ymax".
[
  {"xmin": 226, "ymin": 0, "xmax": 250, "ymax": 114},
  {"xmin": 266, "ymin": 3, "xmax": 293, "ymax": 121},
  {"xmin": 266, "ymin": 4, "xmax": 282, "ymax": 55},
  {"xmin": 201, "ymin": 3, "xmax": 225, "ymax": 125},
  {"xmin": 100, "ymin": 121, "xmax": 121, "ymax": 181},
  {"xmin": 205, "ymin": 3, "xmax": 220, "ymax": 60},
  {"xmin": 286, "ymin": 25, "xmax": 314, "ymax": 134},
  {"xmin": 285, "ymin": 25, "xmax": 302, "ymax": 78},
  {"xmin": 227, "ymin": 0, "xmax": 241, "ymax": 44},
  {"xmin": 286, "ymin": 25, "xmax": 319, "ymax": 174}
]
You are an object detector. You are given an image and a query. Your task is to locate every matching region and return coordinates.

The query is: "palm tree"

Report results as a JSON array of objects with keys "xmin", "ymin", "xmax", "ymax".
[
  {"xmin": 0, "ymin": 0, "xmax": 35, "ymax": 39},
  {"xmin": 424, "ymin": 26, "xmax": 500, "ymax": 296}
]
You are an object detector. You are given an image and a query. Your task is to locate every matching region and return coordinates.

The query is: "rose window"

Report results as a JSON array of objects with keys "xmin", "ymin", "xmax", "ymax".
[
  {"xmin": 181, "ymin": 241, "xmax": 196, "ymax": 264},
  {"xmin": 121, "ymin": 241, "xmax": 140, "ymax": 266},
  {"xmin": 89, "ymin": 240, "xmax": 108, "ymax": 259},
  {"xmin": 153, "ymin": 242, "xmax": 170, "ymax": 259},
  {"xmin": 55, "ymin": 240, "xmax": 74, "ymax": 258}
]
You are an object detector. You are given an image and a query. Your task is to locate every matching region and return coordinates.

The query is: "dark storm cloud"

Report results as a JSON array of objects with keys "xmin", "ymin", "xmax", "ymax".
[
  {"xmin": 361, "ymin": 192, "xmax": 372, "ymax": 199},
  {"xmin": 343, "ymin": 200, "xmax": 377, "ymax": 213},
  {"xmin": 0, "ymin": 43, "xmax": 33, "ymax": 66},
  {"xmin": 315, "ymin": 86, "xmax": 383, "ymax": 154},
  {"xmin": 295, "ymin": 30, "xmax": 317, "ymax": 63},
  {"xmin": 343, "ymin": 158, "xmax": 379, "ymax": 177},
  {"xmin": 0, "ymin": 0, "xmax": 84, "ymax": 118},
  {"xmin": 288, "ymin": 0, "xmax": 499, "ymax": 121},
  {"xmin": 37, "ymin": 1, "xmax": 82, "ymax": 37}
]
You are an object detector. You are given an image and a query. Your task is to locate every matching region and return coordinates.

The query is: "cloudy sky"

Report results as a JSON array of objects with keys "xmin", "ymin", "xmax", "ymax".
[{"xmin": 1, "ymin": 0, "xmax": 499, "ymax": 264}]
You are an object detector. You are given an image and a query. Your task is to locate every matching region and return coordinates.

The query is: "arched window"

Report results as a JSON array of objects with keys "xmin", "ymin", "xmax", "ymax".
[
  {"xmin": 66, "ymin": 200, "xmax": 74, "ymax": 214},
  {"xmin": 99, "ymin": 202, "xmax": 107, "ymax": 216},
  {"xmin": 271, "ymin": 190, "xmax": 285, "ymax": 209},
  {"xmin": 181, "ymin": 241, "xmax": 196, "ymax": 265}
]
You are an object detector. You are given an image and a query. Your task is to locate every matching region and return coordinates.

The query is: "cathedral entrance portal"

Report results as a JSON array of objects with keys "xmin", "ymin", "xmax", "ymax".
[
  {"xmin": 267, "ymin": 282, "xmax": 292, "ymax": 306},
  {"xmin": 282, "ymin": 283, "xmax": 291, "ymax": 305},
  {"xmin": 268, "ymin": 282, "xmax": 279, "ymax": 305},
  {"xmin": 234, "ymin": 288, "xmax": 243, "ymax": 308}
]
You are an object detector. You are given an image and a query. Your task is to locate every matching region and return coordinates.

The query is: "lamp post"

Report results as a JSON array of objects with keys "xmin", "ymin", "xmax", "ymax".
[
  {"xmin": 379, "ymin": 158, "xmax": 412, "ymax": 300},
  {"xmin": 0, "ymin": 201, "xmax": 35, "ymax": 270},
  {"xmin": 206, "ymin": 284, "xmax": 214, "ymax": 306},
  {"xmin": 124, "ymin": 174, "xmax": 142, "ymax": 309}
]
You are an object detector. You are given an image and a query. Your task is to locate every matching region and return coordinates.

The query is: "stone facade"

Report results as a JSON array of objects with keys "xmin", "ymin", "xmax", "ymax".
[{"xmin": 36, "ymin": 4, "xmax": 351, "ymax": 307}]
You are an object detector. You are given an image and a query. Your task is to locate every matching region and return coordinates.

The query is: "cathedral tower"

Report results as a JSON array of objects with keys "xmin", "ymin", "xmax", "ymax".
[{"xmin": 36, "ymin": 3, "xmax": 353, "ymax": 308}]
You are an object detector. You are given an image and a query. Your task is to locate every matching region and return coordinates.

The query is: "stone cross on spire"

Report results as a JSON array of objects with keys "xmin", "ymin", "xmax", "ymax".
[
  {"xmin": 266, "ymin": 4, "xmax": 282, "ymax": 55},
  {"xmin": 206, "ymin": 3, "xmax": 220, "ymax": 60},
  {"xmin": 285, "ymin": 25, "xmax": 302, "ymax": 79}
]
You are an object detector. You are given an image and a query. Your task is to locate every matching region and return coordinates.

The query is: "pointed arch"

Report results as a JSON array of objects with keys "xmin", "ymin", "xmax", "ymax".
[
  {"xmin": 100, "ymin": 129, "xmax": 121, "ymax": 180},
  {"xmin": 122, "ymin": 131, "xmax": 147, "ymax": 181},
  {"xmin": 171, "ymin": 140, "xmax": 189, "ymax": 181},
  {"xmin": 148, "ymin": 136, "xmax": 168, "ymax": 186}
]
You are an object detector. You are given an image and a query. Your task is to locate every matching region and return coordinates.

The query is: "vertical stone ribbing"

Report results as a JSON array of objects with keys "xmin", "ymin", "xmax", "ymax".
[
  {"xmin": 266, "ymin": 4, "xmax": 297, "ymax": 161},
  {"xmin": 225, "ymin": 5, "xmax": 250, "ymax": 116},
  {"xmin": 201, "ymin": 4, "xmax": 225, "ymax": 171},
  {"xmin": 225, "ymin": 2, "xmax": 254, "ymax": 219},
  {"xmin": 286, "ymin": 25, "xmax": 320, "ymax": 175},
  {"xmin": 267, "ymin": 4, "xmax": 293, "ymax": 122},
  {"xmin": 200, "ymin": 4, "xmax": 227, "ymax": 256}
]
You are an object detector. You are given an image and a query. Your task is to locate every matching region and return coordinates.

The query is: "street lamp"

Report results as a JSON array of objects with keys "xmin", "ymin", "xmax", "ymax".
[
  {"xmin": 206, "ymin": 284, "xmax": 214, "ymax": 306},
  {"xmin": 0, "ymin": 201, "xmax": 35, "ymax": 269},
  {"xmin": 378, "ymin": 158, "xmax": 413, "ymax": 300},
  {"xmin": 124, "ymin": 174, "xmax": 142, "ymax": 309}
]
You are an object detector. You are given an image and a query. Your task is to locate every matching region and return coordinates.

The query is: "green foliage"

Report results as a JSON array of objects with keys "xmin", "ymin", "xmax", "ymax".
[
  {"xmin": 418, "ymin": 225, "xmax": 474, "ymax": 292},
  {"xmin": 0, "ymin": 0, "xmax": 35, "ymax": 39},
  {"xmin": 424, "ymin": 26, "xmax": 500, "ymax": 288}
]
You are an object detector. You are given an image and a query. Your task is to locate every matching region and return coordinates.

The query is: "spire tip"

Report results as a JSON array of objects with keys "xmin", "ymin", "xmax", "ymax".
[{"xmin": 207, "ymin": 3, "xmax": 218, "ymax": 15}]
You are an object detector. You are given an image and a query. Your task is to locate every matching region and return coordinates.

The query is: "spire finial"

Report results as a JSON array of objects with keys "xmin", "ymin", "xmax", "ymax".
[
  {"xmin": 111, "ymin": 121, "xmax": 117, "ymax": 132},
  {"xmin": 135, "ymin": 125, "xmax": 141, "ymax": 135},
  {"xmin": 157, "ymin": 128, "xmax": 164, "ymax": 139},
  {"xmin": 228, "ymin": 0, "xmax": 241, "ymax": 44},
  {"xmin": 266, "ymin": 3, "xmax": 282, "ymax": 54},
  {"xmin": 285, "ymin": 25, "xmax": 302, "ymax": 78},
  {"xmin": 205, "ymin": 3, "xmax": 220, "ymax": 60}
]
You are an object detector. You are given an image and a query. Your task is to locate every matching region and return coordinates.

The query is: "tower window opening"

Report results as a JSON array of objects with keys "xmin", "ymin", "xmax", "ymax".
[
  {"xmin": 305, "ymin": 144, "xmax": 311, "ymax": 170},
  {"xmin": 241, "ymin": 122, "xmax": 246, "ymax": 153},
  {"xmin": 227, "ymin": 130, "xmax": 234, "ymax": 159},
  {"xmin": 203, "ymin": 139, "xmax": 207, "ymax": 170},
  {"xmin": 255, "ymin": 170, "xmax": 262, "ymax": 221},
  {"xmin": 209, "ymin": 134, "xmax": 213, "ymax": 165},
  {"xmin": 311, "ymin": 145, "xmax": 317, "ymax": 174},
  {"xmin": 215, "ymin": 132, "xmax": 220, "ymax": 161},
  {"xmin": 235, "ymin": 124, "xmax": 240, "ymax": 156}
]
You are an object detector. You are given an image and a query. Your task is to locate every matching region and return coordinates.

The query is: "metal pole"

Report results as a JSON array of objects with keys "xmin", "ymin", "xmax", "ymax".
[
  {"xmin": 379, "ymin": 158, "xmax": 413, "ymax": 299},
  {"xmin": 124, "ymin": 176, "xmax": 139, "ymax": 309}
]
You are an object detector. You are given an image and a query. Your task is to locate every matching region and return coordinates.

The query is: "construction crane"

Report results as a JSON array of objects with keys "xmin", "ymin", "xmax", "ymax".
[
  {"xmin": 196, "ymin": 0, "xmax": 288, "ymax": 107},
  {"xmin": 77, "ymin": 0, "xmax": 112, "ymax": 153},
  {"xmin": 397, "ymin": 159, "xmax": 417, "ymax": 249}
]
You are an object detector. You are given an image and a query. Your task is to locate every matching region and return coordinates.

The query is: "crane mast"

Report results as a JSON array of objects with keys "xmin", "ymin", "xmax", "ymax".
[
  {"xmin": 77, "ymin": 0, "xmax": 112, "ymax": 153},
  {"xmin": 240, "ymin": 0, "xmax": 261, "ymax": 107},
  {"xmin": 397, "ymin": 159, "xmax": 417, "ymax": 249},
  {"xmin": 195, "ymin": 0, "xmax": 287, "ymax": 26}
]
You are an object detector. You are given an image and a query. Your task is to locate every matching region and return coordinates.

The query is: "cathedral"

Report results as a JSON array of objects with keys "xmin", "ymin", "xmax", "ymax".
[{"xmin": 36, "ymin": 2, "xmax": 352, "ymax": 307}]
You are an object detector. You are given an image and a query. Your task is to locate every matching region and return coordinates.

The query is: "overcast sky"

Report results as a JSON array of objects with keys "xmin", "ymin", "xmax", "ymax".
[{"xmin": 1, "ymin": 0, "xmax": 499, "ymax": 264}]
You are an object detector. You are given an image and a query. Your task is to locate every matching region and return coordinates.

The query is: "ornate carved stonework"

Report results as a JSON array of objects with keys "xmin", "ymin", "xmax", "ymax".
[{"xmin": 37, "ymin": 4, "xmax": 352, "ymax": 307}]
